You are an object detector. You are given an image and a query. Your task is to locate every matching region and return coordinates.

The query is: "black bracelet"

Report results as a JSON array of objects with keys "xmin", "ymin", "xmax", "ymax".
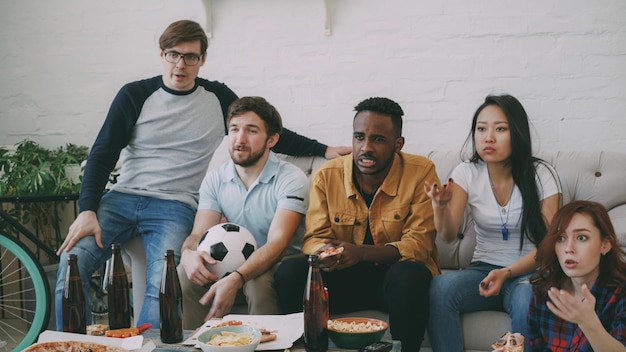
[{"xmin": 233, "ymin": 270, "xmax": 246, "ymax": 285}]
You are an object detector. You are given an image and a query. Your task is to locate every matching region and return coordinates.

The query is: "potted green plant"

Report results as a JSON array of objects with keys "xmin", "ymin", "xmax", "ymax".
[
  {"xmin": 0, "ymin": 140, "xmax": 89, "ymax": 256},
  {"xmin": 51, "ymin": 143, "xmax": 89, "ymax": 191}
]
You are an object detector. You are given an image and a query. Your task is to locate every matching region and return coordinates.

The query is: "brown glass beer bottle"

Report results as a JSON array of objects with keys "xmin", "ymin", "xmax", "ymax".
[
  {"xmin": 303, "ymin": 254, "xmax": 328, "ymax": 352},
  {"xmin": 107, "ymin": 243, "xmax": 131, "ymax": 330},
  {"xmin": 62, "ymin": 254, "xmax": 87, "ymax": 333},
  {"xmin": 159, "ymin": 249, "xmax": 183, "ymax": 343}
]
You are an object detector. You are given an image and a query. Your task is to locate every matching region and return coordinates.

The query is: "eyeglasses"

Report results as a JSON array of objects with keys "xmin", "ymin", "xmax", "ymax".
[{"xmin": 163, "ymin": 51, "xmax": 203, "ymax": 66}]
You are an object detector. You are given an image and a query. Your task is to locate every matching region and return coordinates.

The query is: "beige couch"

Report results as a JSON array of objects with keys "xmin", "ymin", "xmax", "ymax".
[{"xmin": 126, "ymin": 149, "xmax": 626, "ymax": 351}]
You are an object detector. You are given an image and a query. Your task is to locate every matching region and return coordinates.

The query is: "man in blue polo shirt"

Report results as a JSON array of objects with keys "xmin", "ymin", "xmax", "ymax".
[{"xmin": 178, "ymin": 96, "xmax": 309, "ymax": 328}]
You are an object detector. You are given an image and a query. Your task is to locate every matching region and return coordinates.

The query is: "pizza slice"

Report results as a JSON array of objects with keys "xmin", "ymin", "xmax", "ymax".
[
  {"xmin": 259, "ymin": 328, "xmax": 278, "ymax": 343},
  {"xmin": 319, "ymin": 246, "xmax": 344, "ymax": 259},
  {"xmin": 491, "ymin": 331, "xmax": 524, "ymax": 352},
  {"xmin": 23, "ymin": 341, "xmax": 128, "ymax": 352},
  {"xmin": 213, "ymin": 320, "xmax": 243, "ymax": 328},
  {"xmin": 87, "ymin": 324, "xmax": 109, "ymax": 336}
]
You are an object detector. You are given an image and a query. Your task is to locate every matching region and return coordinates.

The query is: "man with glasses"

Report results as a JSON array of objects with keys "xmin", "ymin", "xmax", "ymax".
[
  {"xmin": 163, "ymin": 51, "xmax": 203, "ymax": 66},
  {"xmin": 54, "ymin": 19, "xmax": 349, "ymax": 329}
]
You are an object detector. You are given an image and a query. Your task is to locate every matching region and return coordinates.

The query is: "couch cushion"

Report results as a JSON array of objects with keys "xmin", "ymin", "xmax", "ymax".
[{"xmin": 537, "ymin": 151, "xmax": 626, "ymax": 209}]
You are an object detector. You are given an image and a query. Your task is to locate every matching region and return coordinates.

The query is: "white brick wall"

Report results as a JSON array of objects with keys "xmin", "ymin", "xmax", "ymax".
[{"xmin": 1, "ymin": 0, "xmax": 625, "ymax": 155}]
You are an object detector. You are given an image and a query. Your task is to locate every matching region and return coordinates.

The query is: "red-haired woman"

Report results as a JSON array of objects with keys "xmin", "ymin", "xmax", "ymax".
[{"xmin": 528, "ymin": 200, "xmax": 626, "ymax": 351}]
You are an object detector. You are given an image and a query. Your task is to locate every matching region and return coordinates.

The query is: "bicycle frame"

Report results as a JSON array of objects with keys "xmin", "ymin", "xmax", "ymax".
[{"xmin": 0, "ymin": 194, "xmax": 79, "ymax": 261}]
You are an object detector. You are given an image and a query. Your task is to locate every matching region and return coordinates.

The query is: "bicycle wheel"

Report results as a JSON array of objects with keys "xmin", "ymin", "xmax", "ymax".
[{"xmin": 0, "ymin": 233, "xmax": 51, "ymax": 351}]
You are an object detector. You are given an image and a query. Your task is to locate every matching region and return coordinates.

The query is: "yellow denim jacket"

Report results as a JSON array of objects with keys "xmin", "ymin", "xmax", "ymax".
[{"xmin": 302, "ymin": 152, "xmax": 441, "ymax": 277}]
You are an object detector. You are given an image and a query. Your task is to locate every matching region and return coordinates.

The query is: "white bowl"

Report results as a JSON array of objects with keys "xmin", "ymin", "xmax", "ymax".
[{"xmin": 197, "ymin": 325, "xmax": 261, "ymax": 352}]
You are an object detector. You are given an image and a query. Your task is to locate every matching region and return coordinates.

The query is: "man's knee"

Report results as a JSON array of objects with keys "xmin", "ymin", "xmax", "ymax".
[
  {"xmin": 385, "ymin": 261, "xmax": 432, "ymax": 291},
  {"xmin": 58, "ymin": 243, "xmax": 107, "ymax": 284},
  {"xmin": 245, "ymin": 270, "xmax": 279, "ymax": 315},
  {"xmin": 275, "ymin": 256, "xmax": 307, "ymax": 281},
  {"xmin": 177, "ymin": 265, "xmax": 210, "ymax": 329},
  {"xmin": 274, "ymin": 255, "xmax": 308, "ymax": 313},
  {"xmin": 178, "ymin": 265, "xmax": 204, "ymax": 301},
  {"xmin": 274, "ymin": 256, "xmax": 307, "ymax": 295}
]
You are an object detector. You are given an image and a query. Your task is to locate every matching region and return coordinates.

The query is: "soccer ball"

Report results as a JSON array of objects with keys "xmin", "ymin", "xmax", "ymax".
[{"xmin": 197, "ymin": 223, "xmax": 257, "ymax": 279}]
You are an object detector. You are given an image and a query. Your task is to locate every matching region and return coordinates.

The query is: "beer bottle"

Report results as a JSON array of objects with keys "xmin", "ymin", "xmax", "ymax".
[
  {"xmin": 62, "ymin": 254, "xmax": 86, "ymax": 333},
  {"xmin": 303, "ymin": 255, "xmax": 328, "ymax": 352},
  {"xmin": 107, "ymin": 243, "xmax": 131, "ymax": 330},
  {"xmin": 159, "ymin": 249, "xmax": 183, "ymax": 343}
]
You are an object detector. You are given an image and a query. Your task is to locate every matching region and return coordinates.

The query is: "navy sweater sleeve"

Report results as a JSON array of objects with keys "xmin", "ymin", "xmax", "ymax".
[{"xmin": 272, "ymin": 128, "xmax": 328, "ymax": 157}]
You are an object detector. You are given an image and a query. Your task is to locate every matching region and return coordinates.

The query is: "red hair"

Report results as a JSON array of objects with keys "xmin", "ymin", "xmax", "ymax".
[{"xmin": 531, "ymin": 200, "xmax": 626, "ymax": 302}]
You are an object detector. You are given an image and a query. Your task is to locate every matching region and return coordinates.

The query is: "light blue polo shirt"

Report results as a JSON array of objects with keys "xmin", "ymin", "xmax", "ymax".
[{"xmin": 198, "ymin": 152, "xmax": 309, "ymax": 255}]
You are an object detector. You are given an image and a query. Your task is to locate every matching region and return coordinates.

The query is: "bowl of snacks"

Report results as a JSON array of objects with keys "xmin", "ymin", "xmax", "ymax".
[
  {"xmin": 327, "ymin": 317, "xmax": 388, "ymax": 349},
  {"xmin": 197, "ymin": 325, "xmax": 262, "ymax": 352}
]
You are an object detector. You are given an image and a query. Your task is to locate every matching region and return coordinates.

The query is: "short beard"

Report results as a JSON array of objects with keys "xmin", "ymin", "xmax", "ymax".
[
  {"xmin": 230, "ymin": 142, "xmax": 268, "ymax": 167},
  {"xmin": 232, "ymin": 151, "xmax": 264, "ymax": 167}
]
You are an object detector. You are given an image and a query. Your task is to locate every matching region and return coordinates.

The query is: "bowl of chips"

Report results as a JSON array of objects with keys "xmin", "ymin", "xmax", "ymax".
[
  {"xmin": 327, "ymin": 317, "xmax": 388, "ymax": 349},
  {"xmin": 197, "ymin": 325, "xmax": 262, "ymax": 352}
]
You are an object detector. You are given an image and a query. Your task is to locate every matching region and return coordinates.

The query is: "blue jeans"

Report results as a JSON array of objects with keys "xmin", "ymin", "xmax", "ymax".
[
  {"xmin": 427, "ymin": 262, "xmax": 532, "ymax": 352},
  {"xmin": 55, "ymin": 191, "xmax": 195, "ymax": 330}
]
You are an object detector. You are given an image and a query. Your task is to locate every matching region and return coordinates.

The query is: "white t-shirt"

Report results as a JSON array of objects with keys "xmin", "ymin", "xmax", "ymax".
[{"xmin": 450, "ymin": 160, "xmax": 560, "ymax": 267}]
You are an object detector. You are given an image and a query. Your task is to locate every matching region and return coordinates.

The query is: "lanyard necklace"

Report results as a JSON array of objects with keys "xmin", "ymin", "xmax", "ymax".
[{"xmin": 487, "ymin": 168, "xmax": 514, "ymax": 240}]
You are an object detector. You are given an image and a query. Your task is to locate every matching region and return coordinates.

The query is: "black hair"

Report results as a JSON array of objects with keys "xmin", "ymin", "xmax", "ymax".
[{"xmin": 354, "ymin": 97, "xmax": 404, "ymax": 137}]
